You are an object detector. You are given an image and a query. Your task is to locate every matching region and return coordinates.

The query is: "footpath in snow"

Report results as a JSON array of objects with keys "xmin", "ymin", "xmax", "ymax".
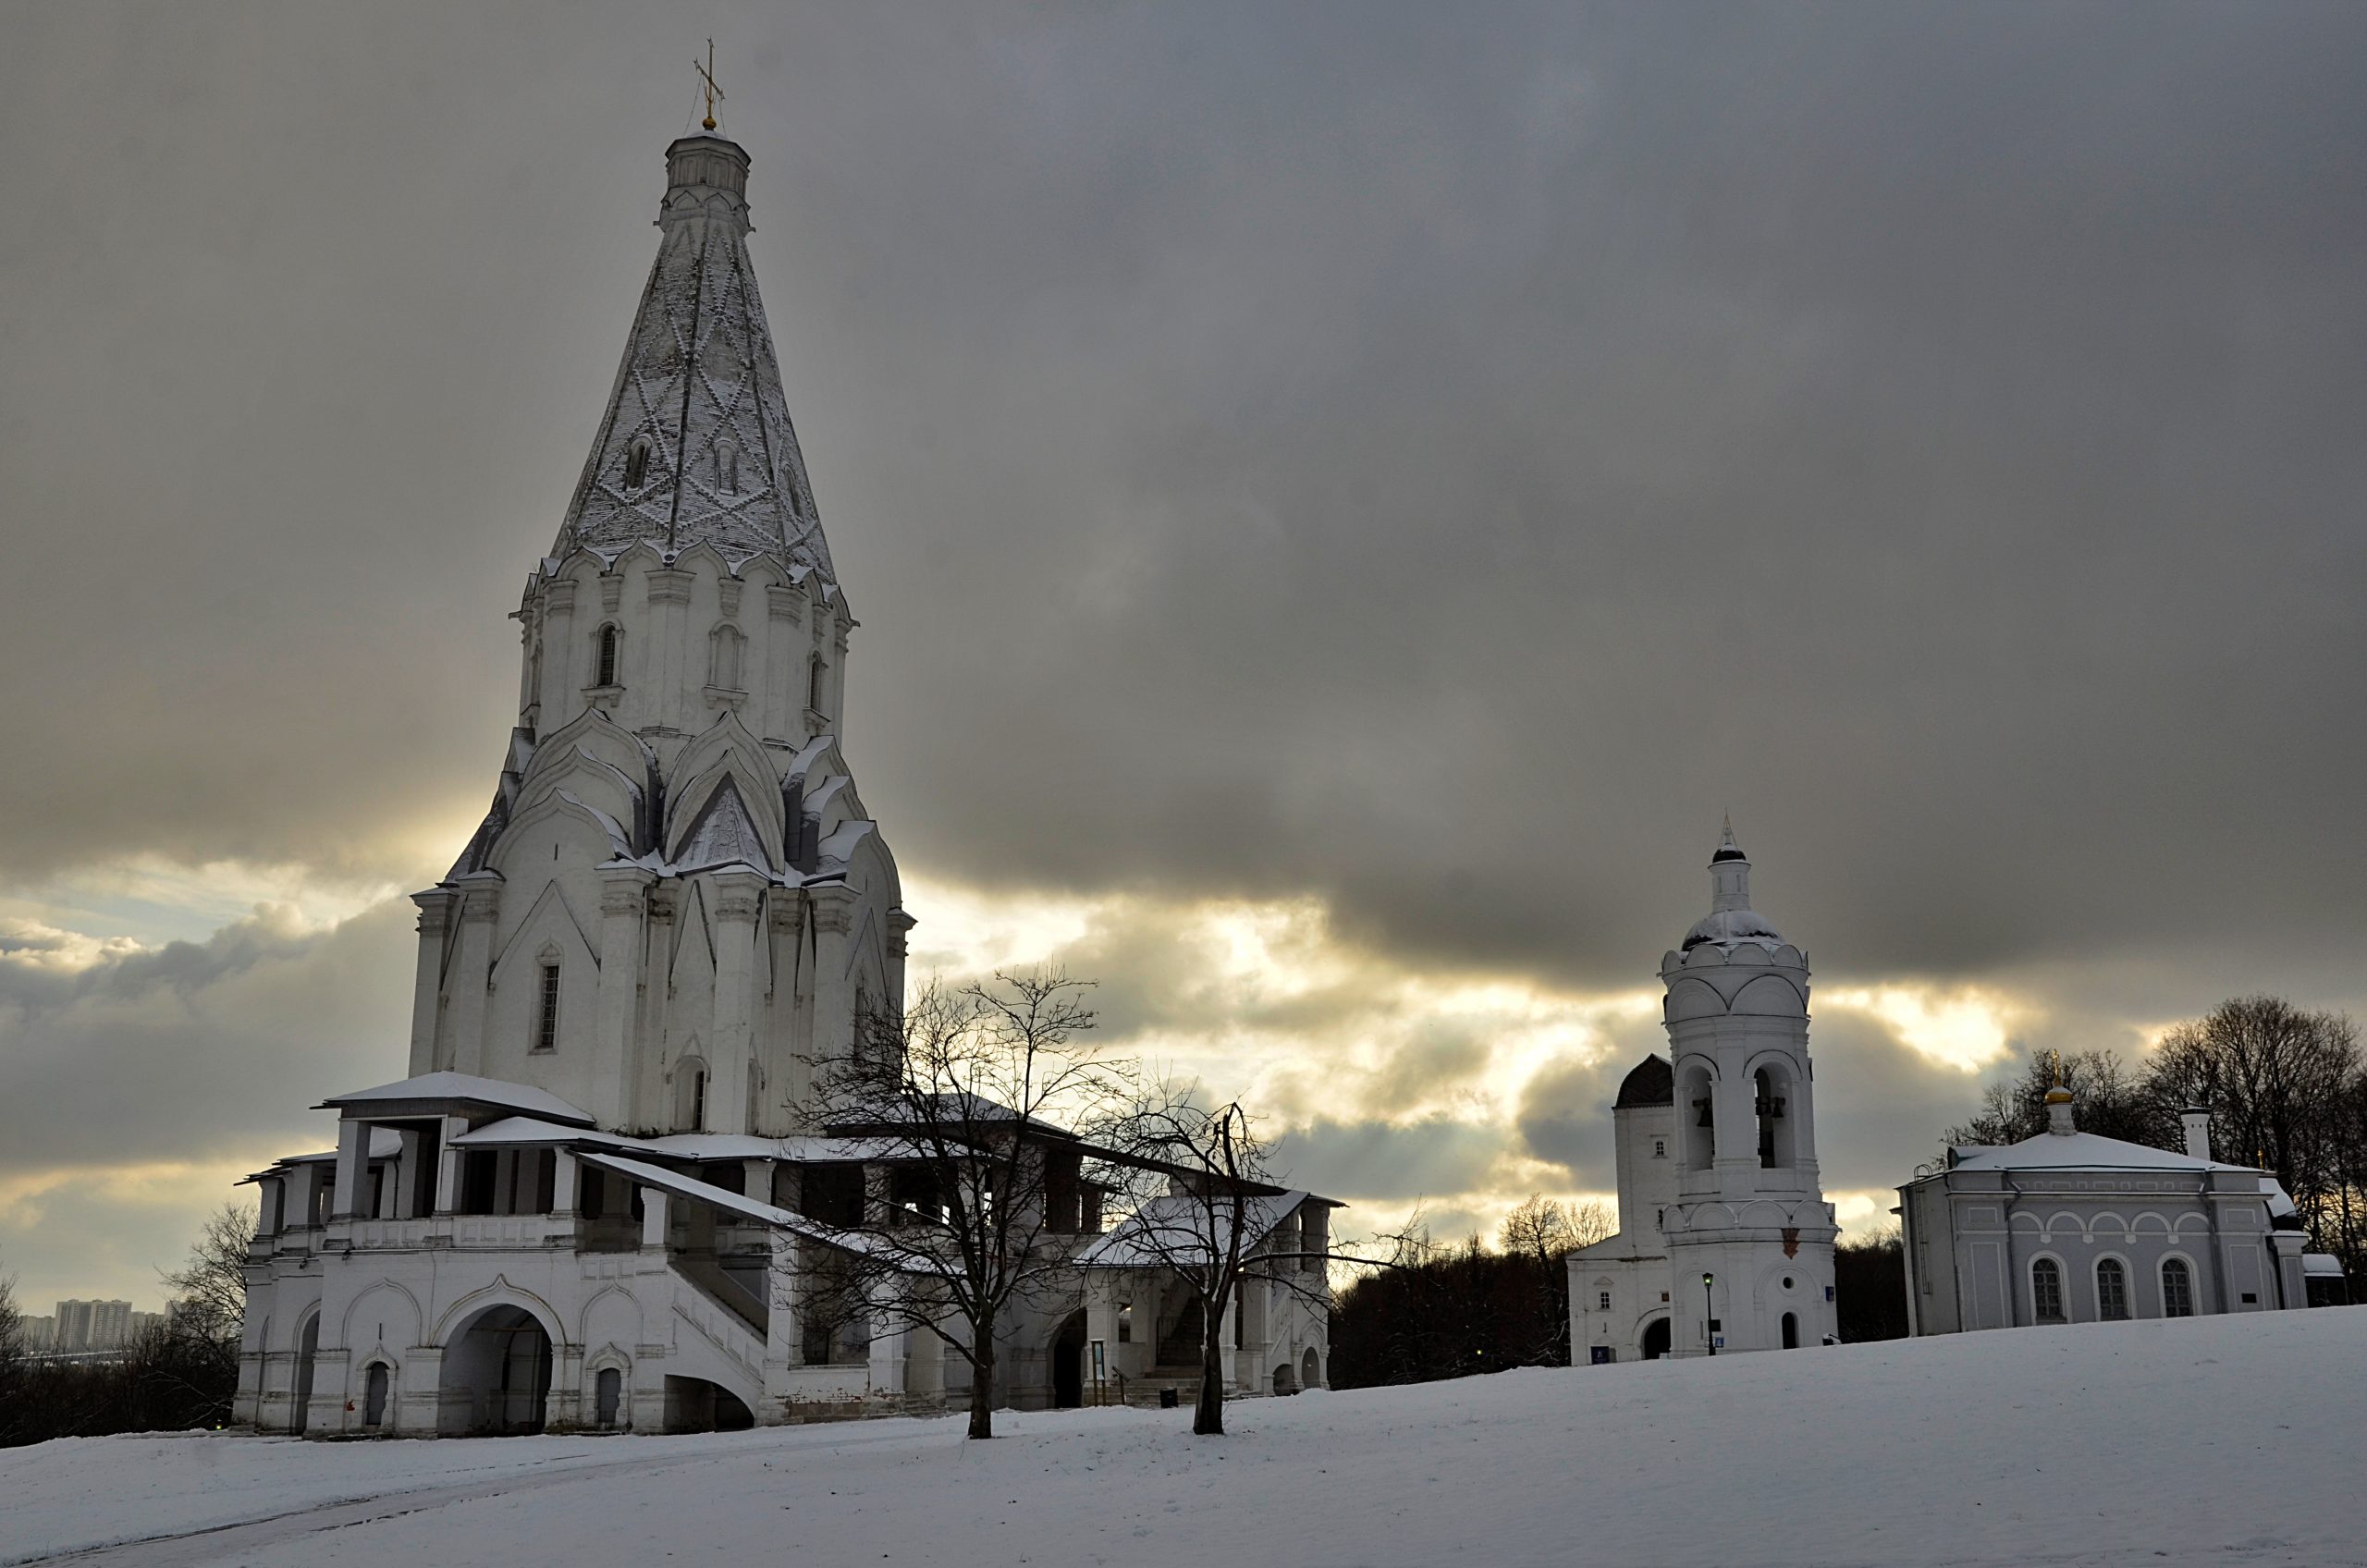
[{"xmin": 4, "ymin": 1305, "xmax": 2362, "ymax": 1568}]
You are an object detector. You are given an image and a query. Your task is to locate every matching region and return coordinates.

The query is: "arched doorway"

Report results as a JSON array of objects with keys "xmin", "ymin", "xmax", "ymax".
[
  {"xmin": 1300, "ymin": 1347, "xmax": 1320, "ymax": 1391},
  {"xmin": 1639, "ymin": 1317, "xmax": 1671, "ymax": 1361},
  {"xmin": 362, "ymin": 1363, "xmax": 390, "ymax": 1428},
  {"xmin": 291, "ymin": 1314, "xmax": 320, "ymax": 1434},
  {"xmin": 595, "ymin": 1366, "xmax": 624, "ymax": 1429},
  {"xmin": 1050, "ymin": 1312, "xmax": 1085, "ymax": 1409},
  {"xmin": 437, "ymin": 1305, "xmax": 553, "ymax": 1436},
  {"xmin": 1781, "ymin": 1311, "xmax": 1799, "ymax": 1349}
]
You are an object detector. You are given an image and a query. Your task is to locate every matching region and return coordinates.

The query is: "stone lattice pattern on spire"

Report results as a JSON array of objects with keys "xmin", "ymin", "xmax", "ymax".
[{"xmin": 558, "ymin": 136, "xmax": 834, "ymax": 578}]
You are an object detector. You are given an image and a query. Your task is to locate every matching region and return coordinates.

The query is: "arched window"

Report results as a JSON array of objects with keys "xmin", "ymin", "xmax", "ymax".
[
  {"xmin": 623, "ymin": 439, "xmax": 651, "ymax": 492},
  {"xmin": 2096, "ymin": 1257, "xmax": 2130, "ymax": 1320},
  {"xmin": 806, "ymin": 653, "xmax": 828, "ymax": 716},
  {"xmin": 1754, "ymin": 1067, "xmax": 1789, "ymax": 1169},
  {"xmin": 676, "ymin": 1060, "xmax": 708, "ymax": 1133},
  {"xmin": 596, "ymin": 625, "xmax": 620, "ymax": 688},
  {"xmin": 714, "ymin": 442, "xmax": 740, "ymax": 494},
  {"xmin": 2162, "ymin": 1257, "xmax": 2195, "ymax": 1318},
  {"xmin": 708, "ymin": 624, "xmax": 743, "ymax": 690},
  {"xmin": 533, "ymin": 961, "xmax": 560, "ymax": 1053},
  {"xmin": 1680, "ymin": 1064, "xmax": 1715, "ymax": 1169},
  {"xmin": 2031, "ymin": 1257, "xmax": 2066, "ymax": 1323}
]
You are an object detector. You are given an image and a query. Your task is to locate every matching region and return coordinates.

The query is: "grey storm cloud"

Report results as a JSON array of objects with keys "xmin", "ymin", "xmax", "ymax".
[
  {"xmin": 0, "ymin": 902, "xmax": 413, "ymax": 1178},
  {"xmin": 6, "ymin": 3, "xmax": 2362, "ymax": 1009}
]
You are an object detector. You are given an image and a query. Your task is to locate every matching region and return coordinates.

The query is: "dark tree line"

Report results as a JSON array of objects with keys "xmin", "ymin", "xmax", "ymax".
[
  {"xmin": 0, "ymin": 1203, "xmax": 251, "ymax": 1448},
  {"xmin": 1946, "ymin": 997, "xmax": 2367, "ymax": 1283},
  {"xmin": 1329, "ymin": 1197, "xmax": 1610, "ymax": 1388}
]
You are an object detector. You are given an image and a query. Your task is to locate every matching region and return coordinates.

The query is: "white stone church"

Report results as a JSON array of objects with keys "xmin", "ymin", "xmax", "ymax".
[
  {"xmin": 1569, "ymin": 827, "xmax": 1839, "ymax": 1363},
  {"xmin": 233, "ymin": 130, "xmax": 1334, "ymax": 1438}
]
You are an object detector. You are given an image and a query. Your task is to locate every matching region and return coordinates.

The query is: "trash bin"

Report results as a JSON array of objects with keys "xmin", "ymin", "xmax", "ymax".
[{"xmin": 1159, "ymin": 1388, "xmax": 1179, "ymax": 1409}]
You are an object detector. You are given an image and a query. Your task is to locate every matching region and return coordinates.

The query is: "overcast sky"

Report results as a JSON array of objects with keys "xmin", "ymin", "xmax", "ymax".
[{"xmin": 4, "ymin": 3, "xmax": 2363, "ymax": 1312}]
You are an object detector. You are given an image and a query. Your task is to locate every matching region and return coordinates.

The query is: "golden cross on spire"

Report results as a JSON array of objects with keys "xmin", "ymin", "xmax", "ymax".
[{"xmin": 694, "ymin": 39, "xmax": 724, "ymax": 132}]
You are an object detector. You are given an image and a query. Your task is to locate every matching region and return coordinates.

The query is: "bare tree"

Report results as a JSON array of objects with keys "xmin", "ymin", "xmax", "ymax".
[
  {"xmin": 0, "ymin": 1268, "xmax": 25, "ymax": 1444},
  {"xmin": 1102, "ymin": 1089, "xmax": 1335, "ymax": 1436},
  {"xmin": 1498, "ymin": 1195, "xmax": 1614, "ymax": 1261},
  {"xmin": 148, "ymin": 1200, "xmax": 255, "ymax": 1427},
  {"xmin": 801, "ymin": 971, "xmax": 1134, "ymax": 1439},
  {"xmin": 1945, "ymin": 1048, "xmax": 2175, "ymax": 1150},
  {"xmin": 2144, "ymin": 997, "xmax": 2361, "ymax": 1248}
]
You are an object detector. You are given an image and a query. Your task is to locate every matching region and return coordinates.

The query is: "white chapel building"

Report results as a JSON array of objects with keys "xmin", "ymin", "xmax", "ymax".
[
  {"xmin": 1896, "ymin": 1088, "xmax": 2330, "ymax": 1332},
  {"xmin": 1570, "ymin": 827, "xmax": 1839, "ymax": 1362},
  {"xmin": 233, "ymin": 130, "xmax": 1333, "ymax": 1438}
]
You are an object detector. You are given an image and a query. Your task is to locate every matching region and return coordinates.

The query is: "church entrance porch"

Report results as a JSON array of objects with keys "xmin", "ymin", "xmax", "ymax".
[
  {"xmin": 665, "ymin": 1375, "xmax": 754, "ymax": 1433},
  {"xmin": 437, "ymin": 1305, "xmax": 553, "ymax": 1436},
  {"xmin": 1050, "ymin": 1312, "xmax": 1086, "ymax": 1409}
]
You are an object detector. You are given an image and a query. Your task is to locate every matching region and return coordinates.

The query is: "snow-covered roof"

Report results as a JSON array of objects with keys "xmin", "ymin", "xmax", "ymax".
[
  {"xmin": 1077, "ymin": 1191, "xmax": 1324, "ymax": 1269},
  {"xmin": 2303, "ymin": 1254, "xmax": 2346, "ymax": 1278},
  {"xmin": 671, "ymin": 777, "xmax": 772, "ymax": 875},
  {"xmin": 256, "ymin": 1129, "xmax": 405, "ymax": 1171},
  {"xmin": 316, "ymin": 1073, "xmax": 596, "ymax": 1128},
  {"xmin": 1945, "ymin": 1130, "xmax": 2258, "ymax": 1174}
]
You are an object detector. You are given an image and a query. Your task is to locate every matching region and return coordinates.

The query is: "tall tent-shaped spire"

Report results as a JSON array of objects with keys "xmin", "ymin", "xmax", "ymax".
[{"xmin": 558, "ymin": 135, "xmax": 834, "ymax": 577}]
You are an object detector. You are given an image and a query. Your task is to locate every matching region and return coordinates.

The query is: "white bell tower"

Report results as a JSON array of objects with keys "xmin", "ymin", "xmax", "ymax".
[{"xmin": 1659, "ymin": 822, "xmax": 1837, "ymax": 1356}]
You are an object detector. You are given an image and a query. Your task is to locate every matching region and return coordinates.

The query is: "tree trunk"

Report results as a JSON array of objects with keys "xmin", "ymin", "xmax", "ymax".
[
  {"xmin": 1194, "ymin": 1301, "xmax": 1225, "ymax": 1435},
  {"xmin": 967, "ymin": 1334, "xmax": 996, "ymax": 1439}
]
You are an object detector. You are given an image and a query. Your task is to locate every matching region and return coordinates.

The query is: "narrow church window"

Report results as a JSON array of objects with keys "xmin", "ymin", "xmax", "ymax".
[
  {"xmin": 715, "ymin": 442, "xmax": 740, "ymax": 494},
  {"xmin": 597, "ymin": 625, "xmax": 620, "ymax": 688},
  {"xmin": 2032, "ymin": 1257, "xmax": 2065, "ymax": 1322},
  {"xmin": 2162, "ymin": 1257, "xmax": 2195, "ymax": 1317},
  {"xmin": 623, "ymin": 439, "xmax": 651, "ymax": 491},
  {"xmin": 534, "ymin": 963, "xmax": 560, "ymax": 1052},
  {"xmin": 807, "ymin": 653, "xmax": 827, "ymax": 715},
  {"xmin": 689, "ymin": 1070, "xmax": 706, "ymax": 1133},
  {"xmin": 709, "ymin": 624, "xmax": 742, "ymax": 689},
  {"xmin": 1755, "ymin": 1068, "xmax": 1787, "ymax": 1169},
  {"xmin": 2097, "ymin": 1257, "xmax": 2130, "ymax": 1320}
]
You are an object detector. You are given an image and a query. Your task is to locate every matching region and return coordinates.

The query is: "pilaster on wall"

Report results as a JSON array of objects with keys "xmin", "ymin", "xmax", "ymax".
[
  {"xmin": 807, "ymin": 884, "xmax": 862, "ymax": 1070},
  {"xmin": 708, "ymin": 870, "xmax": 767, "ymax": 1136},
  {"xmin": 595, "ymin": 864, "xmax": 656, "ymax": 1130},
  {"xmin": 447, "ymin": 881, "xmax": 503, "ymax": 1077},
  {"xmin": 409, "ymin": 889, "xmax": 457, "ymax": 1075}
]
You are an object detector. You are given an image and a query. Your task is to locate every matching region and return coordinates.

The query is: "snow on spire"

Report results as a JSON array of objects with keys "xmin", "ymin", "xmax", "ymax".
[{"xmin": 555, "ymin": 134, "xmax": 835, "ymax": 578}]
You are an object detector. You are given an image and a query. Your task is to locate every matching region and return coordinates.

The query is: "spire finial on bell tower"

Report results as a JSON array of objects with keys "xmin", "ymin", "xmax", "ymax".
[
  {"xmin": 694, "ymin": 39, "xmax": 725, "ymax": 132},
  {"xmin": 1709, "ymin": 815, "xmax": 1751, "ymax": 913}
]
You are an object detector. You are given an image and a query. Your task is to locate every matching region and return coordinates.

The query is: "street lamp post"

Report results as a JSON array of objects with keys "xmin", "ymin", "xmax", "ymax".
[{"xmin": 1702, "ymin": 1272, "xmax": 1715, "ymax": 1355}]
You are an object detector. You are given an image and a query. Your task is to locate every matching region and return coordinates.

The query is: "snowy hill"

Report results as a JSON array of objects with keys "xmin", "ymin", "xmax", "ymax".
[{"xmin": 6, "ymin": 1306, "xmax": 2362, "ymax": 1568}]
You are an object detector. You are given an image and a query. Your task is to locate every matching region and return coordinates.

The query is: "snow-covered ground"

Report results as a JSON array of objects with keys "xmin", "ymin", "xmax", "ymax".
[{"xmin": 6, "ymin": 1306, "xmax": 2362, "ymax": 1568}]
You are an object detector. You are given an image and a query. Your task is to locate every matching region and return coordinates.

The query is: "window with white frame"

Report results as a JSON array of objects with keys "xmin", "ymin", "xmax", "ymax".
[{"xmin": 2032, "ymin": 1257, "xmax": 2065, "ymax": 1322}]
